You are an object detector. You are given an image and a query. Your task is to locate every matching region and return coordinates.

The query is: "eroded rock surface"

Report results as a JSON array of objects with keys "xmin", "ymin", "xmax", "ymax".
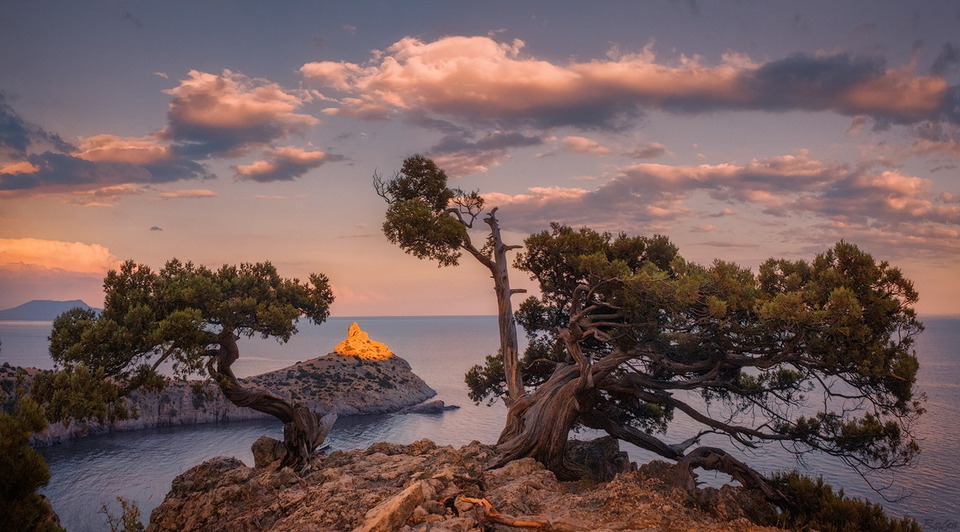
[
  {"xmin": 333, "ymin": 322, "xmax": 394, "ymax": 360},
  {"xmin": 148, "ymin": 439, "xmax": 780, "ymax": 532}
]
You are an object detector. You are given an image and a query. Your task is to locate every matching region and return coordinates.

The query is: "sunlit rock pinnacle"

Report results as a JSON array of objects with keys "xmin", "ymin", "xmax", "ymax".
[{"xmin": 333, "ymin": 322, "xmax": 394, "ymax": 359}]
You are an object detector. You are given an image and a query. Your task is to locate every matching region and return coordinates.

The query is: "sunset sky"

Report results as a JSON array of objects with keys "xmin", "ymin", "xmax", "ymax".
[{"xmin": 2, "ymin": 1, "xmax": 959, "ymax": 317}]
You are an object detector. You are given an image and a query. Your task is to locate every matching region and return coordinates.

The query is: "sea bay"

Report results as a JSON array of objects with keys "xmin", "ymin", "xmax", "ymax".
[{"xmin": 1, "ymin": 315, "xmax": 957, "ymax": 531}]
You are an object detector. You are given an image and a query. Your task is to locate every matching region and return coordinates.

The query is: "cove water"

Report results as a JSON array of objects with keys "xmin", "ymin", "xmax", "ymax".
[{"xmin": 1, "ymin": 315, "xmax": 958, "ymax": 531}]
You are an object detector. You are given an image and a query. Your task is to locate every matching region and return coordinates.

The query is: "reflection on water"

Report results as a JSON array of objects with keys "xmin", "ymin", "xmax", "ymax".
[
  {"xmin": 10, "ymin": 316, "xmax": 958, "ymax": 529},
  {"xmin": 37, "ymin": 316, "xmax": 510, "ymax": 531}
]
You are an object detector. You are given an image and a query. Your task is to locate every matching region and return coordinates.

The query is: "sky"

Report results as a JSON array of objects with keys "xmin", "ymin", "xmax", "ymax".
[{"xmin": 1, "ymin": 1, "xmax": 958, "ymax": 317}]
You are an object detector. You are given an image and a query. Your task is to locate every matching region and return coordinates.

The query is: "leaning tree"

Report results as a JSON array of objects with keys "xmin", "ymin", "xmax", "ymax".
[
  {"xmin": 375, "ymin": 155, "xmax": 526, "ymax": 401},
  {"xmin": 33, "ymin": 259, "xmax": 336, "ymax": 471},
  {"xmin": 467, "ymin": 223, "xmax": 924, "ymax": 495}
]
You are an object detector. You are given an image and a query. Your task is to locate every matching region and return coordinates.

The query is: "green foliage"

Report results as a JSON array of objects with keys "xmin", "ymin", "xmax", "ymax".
[
  {"xmin": 42, "ymin": 259, "xmax": 334, "ymax": 424},
  {"xmin": 102, "ymin": 497, "xmax": 145, "ymax": 532},
  {"xmin": 377, "ymin": 154, "xmax": 487, "ymax": 267},
  {"xmin": 465, "ymin": 353, "xmax": 506, "ymax": 405},
  {"xmin": 30, "ymin": 365, "xmax": 135, "ymax": 425},
  {"xmin": 767, "ymin": 471, "xmax": 920, "ymax": 532},
  {"xmin": 478, "ymin": 223, "xmax": 924, "ymax": 479},
  {"xmin": 0, "ymin": 374, "xmax": 63, "ymax": 531}
]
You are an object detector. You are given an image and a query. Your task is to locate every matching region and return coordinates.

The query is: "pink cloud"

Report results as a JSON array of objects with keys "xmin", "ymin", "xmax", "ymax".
[
  {"xmin": 301, "ymin": 35, "xmax": 953, "ymax": 130},
  {"xmin": 837, "ymin": 67, "xmax": 948, "ymax": 121},
  {"xmin": 68, "ymin": 184, "xmax": 143, "ymax": 206},
  {"xmin": 233, "ymin": 146, "xmax": 336, "ymax": 182},
  {"xmin": 427, "ymin": 130, "xmax": 543, "ymax": 177},
  {"xmin": 473, "ymin": 153, "xmax": 958, "ymax": 257},
  {"xmin": 432, "ymin": 151, "xmax": 510, "ymax": 177},
  {"xmin": 75, "ymin": 134, "xmax": 172, "ymax": 165},
  {"xmin": 625, "ymin": 142, "xmax": 669, "ymax": 159},
  {"xmin": 157, "ymin": 189, "xmax": 217, "ymax": 200},
  {"xmin": 911, "ymin": 138, "xmax": 960, "ymax": 158},
  {"xmin": 163, "ymin": 70, "xmax": 318, "ymax": 157},
  {"xmin": 561, "ymin": 136, "xmax": 612, "ymax": 156}
]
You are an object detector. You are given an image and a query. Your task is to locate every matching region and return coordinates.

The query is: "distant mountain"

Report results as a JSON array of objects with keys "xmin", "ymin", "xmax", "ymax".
[{"xmin": 0, "ymin": 300, "xmax": 99, "ymax": 321}]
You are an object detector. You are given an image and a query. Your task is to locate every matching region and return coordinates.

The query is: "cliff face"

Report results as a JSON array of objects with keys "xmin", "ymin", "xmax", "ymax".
[
  {"xmin": 147, "ymin": 438, "xmax": 779, "ymax": 532},
  {"xmin": 30, "ymin": 351, "xmax": 437, "ymax": 445}
]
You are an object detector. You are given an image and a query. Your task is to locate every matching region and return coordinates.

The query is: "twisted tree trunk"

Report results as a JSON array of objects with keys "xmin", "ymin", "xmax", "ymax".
[
  {"xmin": 668, "ymin": 446, "xmax": 784, "ymax": 501},
  {"xmin": 495, "ymin": 364, "xmax": 589, "ymax": 479},
  {"xmin": 207, "ymin": 331, "xmax": 336, "ymax": 471},
  {"xmin": 496, "ymin": 351, "xmax": 634, "ymax": 479}
]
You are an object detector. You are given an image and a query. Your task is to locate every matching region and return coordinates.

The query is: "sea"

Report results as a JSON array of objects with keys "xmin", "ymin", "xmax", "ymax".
[{"xmin": 0, "ymin": 315, "xmax": 957, "ymax": 531}]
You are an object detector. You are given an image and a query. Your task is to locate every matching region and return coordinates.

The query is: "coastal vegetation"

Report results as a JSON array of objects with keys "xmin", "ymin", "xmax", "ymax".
[
  {"xmin": 32, "ymin": 260, "xmax": 336, "ymax": 471},
  {"xmin": 377, "ymin": 156, "xmax": 924, "ymax": 523},
  {"xmin": 0, "ymin": 347, "xmax": 62, "ymax": 531},
  {"xmin": 1, "ymin": 154, "xmax": 924, "ymax": 530},
  {"xmin": 376, "ymin": 155, "xmax": 526, "ymax": 402}
]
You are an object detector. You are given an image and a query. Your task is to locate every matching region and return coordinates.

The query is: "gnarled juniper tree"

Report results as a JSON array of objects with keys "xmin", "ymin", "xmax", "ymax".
[
  {"xmin": 34, "ymin": 259, "xmax": 336, "ymax": 471},
  {"xmin": 375, "ymin": 154, "xmax": 526, "ymax": 402},
  {"xmin": 376, "ymin": 157, "xmax": 924, "ymax": 497},
  {"xmin": 469, "ymin": 223, "xmax": 924, "ymax": 496}
]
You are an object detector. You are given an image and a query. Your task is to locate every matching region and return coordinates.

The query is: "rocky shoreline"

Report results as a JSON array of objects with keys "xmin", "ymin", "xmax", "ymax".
[
  {"xmin": 148, "ymin": 438, "xmax": 778, "ymax": 531},
  {"xmin": 11, "ymin": 322, "xmax": 444, "ymax": 446},
  {"xmin": 27, "ymin": 352, "xmax": 438, "ymax": 446}
]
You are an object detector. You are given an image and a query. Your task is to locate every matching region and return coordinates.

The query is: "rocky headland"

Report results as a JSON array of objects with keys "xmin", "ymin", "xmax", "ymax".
[
  {"xmin": 21, "ymin": 322, "xmax": 441, "ymax": 445},
  {"xmin": 147, "ymin": 437, "xmax": 778, "ymax": 532}
]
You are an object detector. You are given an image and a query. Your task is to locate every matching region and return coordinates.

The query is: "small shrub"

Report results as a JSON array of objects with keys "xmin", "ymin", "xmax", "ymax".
[
  {"xmin": 102, "ymin": 496, "xmax": 144, "ymax": 532},
  {"xmin": 766, "ymin": 471, "xmax": 920, "ymax": 532}
]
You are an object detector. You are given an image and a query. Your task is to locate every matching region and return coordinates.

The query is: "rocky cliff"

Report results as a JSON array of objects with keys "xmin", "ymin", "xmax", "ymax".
[
  {"xmin": 147, "ymin": 438, "xmax": 779, "ymax": 532},
  {"xmin": 26, "ymin": 323, "xmax": 439, "ymax": 445}
]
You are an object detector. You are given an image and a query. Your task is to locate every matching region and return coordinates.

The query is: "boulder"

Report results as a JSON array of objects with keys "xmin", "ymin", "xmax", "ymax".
[
  {"xmin": 355, "ymin": 481, "xmax": 428, "ymax": 532},
  {"xmin": 251, "ymin": 436, "xmax": 286, "ymax": 468},
  {"xmin": 399, "ymin": 399, "xmax": 460, "ymax": 415},
  {"xmin": 565, "ymin": 436, "xmax": 634, "ymax": 482}
]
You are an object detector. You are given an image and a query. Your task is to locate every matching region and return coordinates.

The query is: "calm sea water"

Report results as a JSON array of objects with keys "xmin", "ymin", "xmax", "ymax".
[{"xmin": 1, "ymin": 315, "xmax": 957, "ymax": 531}]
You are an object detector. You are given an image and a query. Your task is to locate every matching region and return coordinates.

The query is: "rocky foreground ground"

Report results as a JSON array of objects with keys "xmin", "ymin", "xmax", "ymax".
[{"xmin": 148, "ymin": 438, "xmax": 779, "ymax": 532}]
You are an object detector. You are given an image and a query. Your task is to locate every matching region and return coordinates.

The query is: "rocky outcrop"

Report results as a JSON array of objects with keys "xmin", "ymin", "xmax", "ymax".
[
  {"xmin": 27, "ymin": 323, "xmax": 439, "ymax": 445},
  {"xmin": 148, "ymin": 438, "xmax": 781, "ymax": 531},
  {"xmin": 333, "ymin": 322, "xmax": 394, "ymax": 360}
]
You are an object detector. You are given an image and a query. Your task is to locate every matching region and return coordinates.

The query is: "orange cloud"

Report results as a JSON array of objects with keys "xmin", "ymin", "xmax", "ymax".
[
  {"xmin": 0, "ymin": 238, "xmax": 118, "ymax": 274},
  {"xmin": 0, "ymin": 161, "xmax": 40, "ymax": 175}
]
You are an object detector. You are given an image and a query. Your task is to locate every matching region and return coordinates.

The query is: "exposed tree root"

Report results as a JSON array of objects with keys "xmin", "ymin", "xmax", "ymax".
[
  {"xmin": 457, "ymin": 497, "xmax": 588, "ymax": 532},
  {"xmin": 669, "ymin": 446, "xmax": 784, "ymax": 502}
]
